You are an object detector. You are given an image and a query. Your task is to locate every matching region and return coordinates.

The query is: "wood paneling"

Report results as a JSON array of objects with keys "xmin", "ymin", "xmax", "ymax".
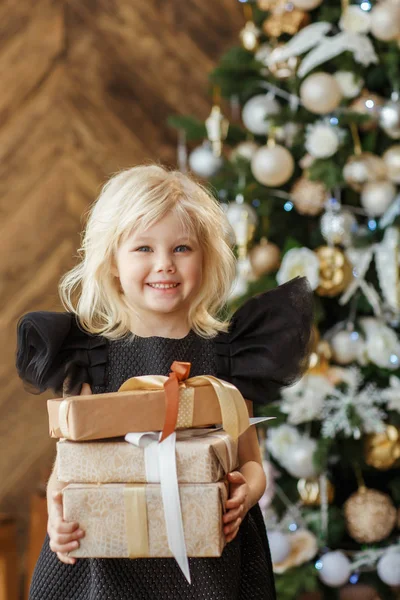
[{"xmin": 0, "ymin": 0, "xmax": 243, "ymax": 573}]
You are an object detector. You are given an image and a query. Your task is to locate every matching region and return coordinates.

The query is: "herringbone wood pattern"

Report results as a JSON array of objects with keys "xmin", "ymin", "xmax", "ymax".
[{"xmin": 0, "ymin": 0, "xmax": 243, "ymax": 560}]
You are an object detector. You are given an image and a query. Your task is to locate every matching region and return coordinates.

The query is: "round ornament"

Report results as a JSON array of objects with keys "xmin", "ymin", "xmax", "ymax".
[
  {"xmin": 251, "ymin": 144, "xmax": 295, "ymax": 187},
  {"xmin": 242, "ymin": 94, "xmax": 281, "ymax": 136},
  {"xmin": 188, "ymin": 142, "xmax": 223, "ymax": 178},
  {"xmin": 315, "ymin": 246, "xmax": 352, "ymax": 297},
  {"xmin": 344, "ymin": 487, "xmax": 397, "ymax": 543},
  {"xmin": 343, "ymin": 152, "xmax": 388, "ymax": 192},
  {"xmin": 379, "ymin": 94, "xmax": 400, "ymax": 140},
  {"xmin": 268, "ymin": 531, "xmax": 291, "ymax": 564},
  {"xmin": 350, "ymin": 92, "xmax": 384, "ymax": 131},
  {"xmin": 364, "ymin": 425, "xmax": 400, "ymax": 470},
  {"xmin": 230, "ymin": 141, "xmax": 259, "ymax": 163},
  {"xmin": 383, "ymin": 144, "xmax": 400, "ymax": 183},
  {"xmin": 377, "ymin": 552, "xmax": 400, "ymax": 586},
  {"xmin": 249, "ymin": 238, "xmax": 281, "ymax": 277},
  {"xmin": 291, "ymin": 177, "xmax": 328, "ymax": 216},
  {"xmin": 239, "ymin": 21, "xmax": 261, "ymax": 52},
  {"xmin": 226, "ymin": 201, "xmax": 258, "ymax": 246},
  {"xmin": 370, "ymin": 1, "xmax": 400, "ymax": 41},
  {"xmin": 361, "ymin": 181, "xmax": 396, "ymax": 217},
  {"xmin": 305, "ymin": 122, "xmax": 342, "ymax": 159},
  {"xmin": 334, "ymin": 71, "xmax": 364, "ymax": 99},
  {"xmin": 330, "ymin": 329, "xmax": 363, "ymax": 364},
  {"xmin": 320, "ymin": 206, "xmax": 357, "ymax": 247},
  {"xmin": 291, "ymin": 0, "xmax": 322, "ymax": 9},
  {"xmin": 297, "ymin": 477, "xmax": 335, "ymax": 506},
  {"xmin": 283, "ymin": 438, "xmax": 318, "ymax": 479},
  {"xmin": 300, "ymin": 73, "xmax": 342, "ymax": 115},
  {"xmin": 318, "ymin": 551, "xmax": 352, "ymax": 588}
]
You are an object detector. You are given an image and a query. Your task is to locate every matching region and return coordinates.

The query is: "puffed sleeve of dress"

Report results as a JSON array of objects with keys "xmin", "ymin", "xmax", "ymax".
[
  {"xmin": 15, "ymin": 311, "xmax": 107, "ymax": 396},
  {"xmin": 215, "ymin": 276, "xmax": 314, "ymax": 405}
]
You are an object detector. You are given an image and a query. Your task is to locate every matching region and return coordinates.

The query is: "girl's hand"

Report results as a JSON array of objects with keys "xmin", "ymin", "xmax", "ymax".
[
  {"xmin": 47, "ymin": 491, "xmax": 85, "ymax": 565},
  {"xmin": 223, "ymin": 471, "xmax": 250, "ymax": 543}
]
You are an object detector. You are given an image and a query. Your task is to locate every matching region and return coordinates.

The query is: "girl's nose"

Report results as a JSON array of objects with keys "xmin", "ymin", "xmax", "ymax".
[{"xmin": 156, "ymin": 253, "xmax": 176, "ymax": 273}]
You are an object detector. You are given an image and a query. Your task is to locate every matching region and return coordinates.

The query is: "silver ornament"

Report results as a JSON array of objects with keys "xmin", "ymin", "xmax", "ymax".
[
  {"xmin": 320, "ymin": 203, "xmax": 357, "ymax": 247},
  {"xmin": 380, "ymin": 93, "xmax": 400, "ymax": 140}
]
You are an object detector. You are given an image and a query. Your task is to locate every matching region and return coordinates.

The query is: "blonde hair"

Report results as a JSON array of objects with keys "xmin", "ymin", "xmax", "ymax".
[{"xmin": 59, "ymin": 164, "xmax": 236, "ymax": 339}]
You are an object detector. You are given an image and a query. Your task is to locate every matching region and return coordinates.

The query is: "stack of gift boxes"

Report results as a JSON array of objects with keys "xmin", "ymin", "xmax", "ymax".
[{"xmin": 48, "ymin": 369, "xmax": 240, "ymax": 560}]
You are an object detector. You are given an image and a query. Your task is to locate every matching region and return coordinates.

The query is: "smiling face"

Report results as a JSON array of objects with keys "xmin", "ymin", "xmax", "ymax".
[{"xmin": 113, "ymin": 210, "xmax": 203, "ymax": 335}]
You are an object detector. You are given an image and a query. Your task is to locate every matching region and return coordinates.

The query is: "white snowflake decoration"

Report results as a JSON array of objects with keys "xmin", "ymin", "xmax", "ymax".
[
  {"xmin": 320, "ymin": 368, "xmax": 387, "ymax": 439},
  {"xmin": 381, "ymin": 376, "xmax": 400, "ymax": 412}
]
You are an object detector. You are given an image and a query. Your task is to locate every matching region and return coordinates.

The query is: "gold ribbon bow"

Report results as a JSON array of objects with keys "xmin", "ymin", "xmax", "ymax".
[{"xmin": 118, "ymin": 361, "xmax": 249, "ymax": 441}]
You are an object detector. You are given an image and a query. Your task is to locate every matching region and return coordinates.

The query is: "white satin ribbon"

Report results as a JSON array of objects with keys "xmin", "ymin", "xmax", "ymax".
[{"xmin": 124, "ymin": 430, "xmax": 190, "ymax": 582}]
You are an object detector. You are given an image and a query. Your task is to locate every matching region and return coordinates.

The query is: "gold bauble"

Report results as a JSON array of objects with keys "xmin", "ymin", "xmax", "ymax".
[
  {"xmin": 263, "ymin": 8, "xmax": 310, "ymax": 38},
  {"xmin": 383, "ymin": 144, "xmax": 400, "ymax": 184},
  {"xmin": 343, "ymin": 152, "xmax": 388, "ymax": 192},
  {"xmin": 344, "ymin": 487, "xmax": 397, "ymax": 543},
  {"xmin": 291, "ymin": 177, "xmax": 328, "ymax": 216},
  {"xmin": 297, "ymin": 477, "xmax": 335, "ymax": 506},
  {"xmin": 249, "ymin": 238, "xmax": 281, "ymax": 277},
  {"xmin": 350, "ymin": 91, "xmax": 385, "ymax": 131},
  {"xmin": 364, "ymin": 425, "xmax": 400, "ymax": 470},
  {"xmin": 315, "ymin": 246, "xmax": 353, "ymax": 297},
  {"xmin": 308, "ymin": 339, "xmax": 332, "ymax": 375},
  {"xmin": 267, "ymin": 44, "xmax": 299, "ymax": 80}
]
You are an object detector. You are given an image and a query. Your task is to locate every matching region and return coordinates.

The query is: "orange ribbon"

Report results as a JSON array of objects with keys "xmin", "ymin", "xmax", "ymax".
[{"xmin": 160, "ymin": 361, "xmax": 191, "ymax": 442}]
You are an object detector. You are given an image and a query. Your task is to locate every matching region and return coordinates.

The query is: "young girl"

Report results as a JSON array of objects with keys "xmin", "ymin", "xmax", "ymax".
[{"xmin": 17, "ymin": 164, "xmax": 313, "ymax": 600}]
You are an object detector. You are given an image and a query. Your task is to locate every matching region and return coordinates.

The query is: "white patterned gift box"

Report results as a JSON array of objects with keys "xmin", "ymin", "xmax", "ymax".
[
  {"xmin": 57, "ymin": 430, "xmax": 238, "ymax": 484},
  {"xmin": 63, "ymin": 482, "xmax": 228, "ymax": 558}
]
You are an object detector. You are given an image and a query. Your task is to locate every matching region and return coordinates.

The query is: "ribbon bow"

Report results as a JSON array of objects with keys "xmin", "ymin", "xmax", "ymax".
[{"xmin": 161, "ymin": 361, "xmax": 191, "ymax": 442}]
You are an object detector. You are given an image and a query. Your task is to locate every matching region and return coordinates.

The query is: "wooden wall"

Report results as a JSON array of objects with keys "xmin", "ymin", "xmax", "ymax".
[{"xmin": 0, "ymin": 0, "xmax": 243, "ymax": 565}]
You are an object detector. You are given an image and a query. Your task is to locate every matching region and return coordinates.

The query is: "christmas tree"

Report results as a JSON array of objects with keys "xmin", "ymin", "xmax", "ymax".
[{"xmin": 170, "ymin": 0, "xmax": 400, "ymax": 598}]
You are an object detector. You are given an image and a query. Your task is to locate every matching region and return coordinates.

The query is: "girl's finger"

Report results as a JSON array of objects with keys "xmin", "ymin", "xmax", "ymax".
[
  {"xmin": 51, "ymin": 530, "xmax": 85, "ymax": 546},
  {"xmin": 80, "ymin": 383, "xmax": 92, "ymax": 395},
  {"xmin": 49, "ymin": 538, "xmax": 80, "ymax": 554},
  {"xmin": 223, "ymin": 505, "xmax": 243, "ymax": 524},
  {"xmin": 52, "ymin": 520, "xmax": 80, "ymax": 534},
  {"xmin": 56, "ymin": 552, "xmax": 77, "ymax": 565},
  {"xmin": 225, "ymin": 493, "xmax": 245, "ymax": 509},
  {"xmin": 51, "ymin": 492, "xmax": 64, "ymax": 520},
  {"xmin": 224, "ymin": 517, "xmax": 242, "ymax": 536}
]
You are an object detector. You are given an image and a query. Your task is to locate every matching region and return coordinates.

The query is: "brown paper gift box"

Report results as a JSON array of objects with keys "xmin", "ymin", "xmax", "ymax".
[
  {"xmin": 63, "ymin": 482, "xmax": 228, "ymax": 558},
  {"xmin": 48, "ymin": 385, "xmax": 224, "ymax": 441},
  {"xmin": 57, "ymin": 432, "xmax": 238, "ymax": 484}
]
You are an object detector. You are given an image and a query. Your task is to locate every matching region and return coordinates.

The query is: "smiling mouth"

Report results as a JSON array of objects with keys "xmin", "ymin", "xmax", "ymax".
[{"xmin": 146, "ymin": 283, "xmax": 180, "ymax": 289}]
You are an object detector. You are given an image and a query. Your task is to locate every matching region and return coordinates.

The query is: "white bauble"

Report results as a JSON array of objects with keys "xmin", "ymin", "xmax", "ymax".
[
  {"xmin": 361, "ymin": 181, "xmax": 396, "ymax": 216},
  {"xmin": 318, "ymin": 551, "xmax": 351, "ymax": 587},
  {"xmin": 331, "ymin": 330, "xmax": 363, "ymax": 365},
  {"xmin": 268, "ymin": 531, "xmax": 291, "ymax": 564},
  {"xmin": 305, "ymin": 123, "xmax": 340, "ymax": 158},
  {"xmin": 383, "ymin": 145, "xmax": 400, "ymax": 183},
  {"xmin": 339, "ymin": 6, "xmax": 371, "ymax": 34},
  {"xmin": 230, "ymin": 141, "xmax": 259, "ymax": 162},
  {"xmin": 334, "ymin": 71, "xmax": 364, "ymax": 99},
  {"xmin": 188, "ymin": 143, "xmax": 223, "ymax": 178},
  {"xmin": 300, "ymin": 73, "xmax": 342, "ymax": 115},
  {"xmin": 377, "ymin": 552, "xmax": 400, "ymax": 586},
  {"xmin": 370, "ymin": 1, "xmax": 400, "ymax": 41},
  {"xmin": 251, "ymin": 145, "xmax": 294, "ymax": 187},
  {"xmin": 242, "ymin": 94, "xmax": 280, "ymax": 136},
  {"xmin": 380, "ymin": 96, "xmax": 400, "ymax": 140},
  {"xmin": 283, "ymin": 438, "xmax": 318, "ymax": 479},
  {"xmin": 291, "ymin": 0, "xmax": 322, "ymax": 9},
  {"xmin": 320, "ymin": 207, "xmax": 357, "ymax": 247}
]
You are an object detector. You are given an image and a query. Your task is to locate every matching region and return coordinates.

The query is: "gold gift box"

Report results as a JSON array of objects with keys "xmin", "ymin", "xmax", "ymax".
[
  {"xmin": 48, "ymin": 384, "xmax": 225, "ymax": 441},
  {"xmin": 63, "ymin": 482, "xmax": 228, "ymax": 558},
  {"xmin": 57, "ymin": 433, "xmax": 238, "ymax": 484}
]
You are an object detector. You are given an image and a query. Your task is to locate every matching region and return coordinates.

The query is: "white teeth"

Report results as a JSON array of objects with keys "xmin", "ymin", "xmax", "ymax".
[{"xmin": 148, "ymin": 283, "xmax": 179, "ymax": 289}]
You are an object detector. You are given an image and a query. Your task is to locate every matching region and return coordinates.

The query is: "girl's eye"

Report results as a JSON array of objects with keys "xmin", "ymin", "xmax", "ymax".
[
  {"xmin": 135, "ymin": 246, "xmax": 152, "ymax": 252},
  {"xmin": 174, "ymin": 245, "xmax": 191, "ymax": 253}
]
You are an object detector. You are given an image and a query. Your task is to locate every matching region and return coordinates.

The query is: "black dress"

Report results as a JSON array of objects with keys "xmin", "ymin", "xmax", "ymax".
[{"xmin": 16, "ymin": 277, "xmax": 313, "ymax": 600}]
